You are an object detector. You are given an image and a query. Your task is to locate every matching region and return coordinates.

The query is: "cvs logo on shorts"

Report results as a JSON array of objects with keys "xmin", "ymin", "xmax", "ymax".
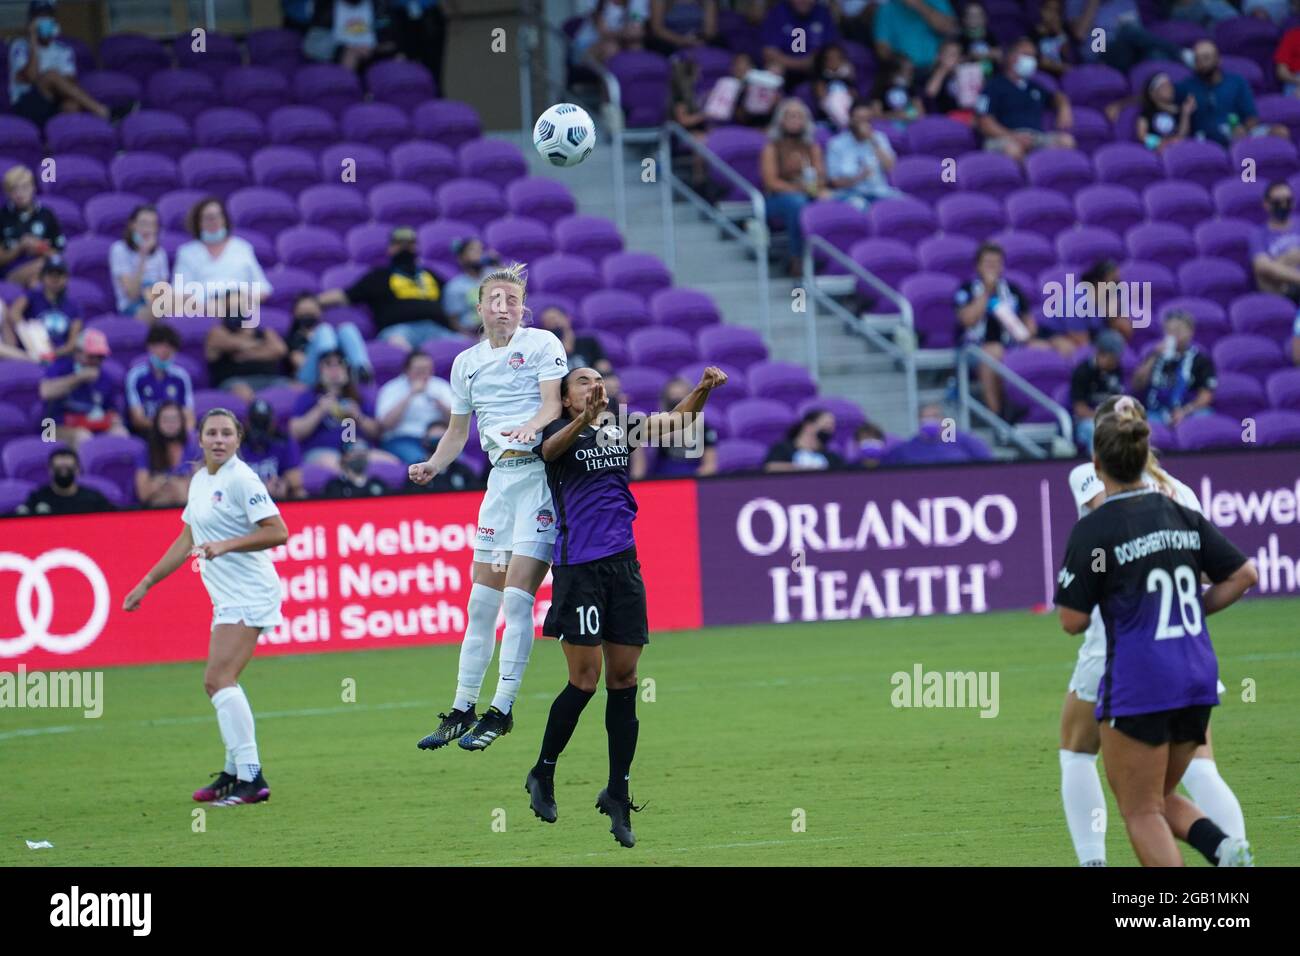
[{"xmin": 478, "ymin": 527, "xmax": 494, "ymax": 536}]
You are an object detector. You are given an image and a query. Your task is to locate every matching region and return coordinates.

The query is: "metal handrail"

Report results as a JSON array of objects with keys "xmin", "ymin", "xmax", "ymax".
[
  {"xmin": 585, "ymin": 59, "xmax": 628, "ymax": 231},
  {"xmin": 659, "ymin": 121, "xmax": 771, "ymax": 339},
  {"xmin": 802, "ymin": 233, "xmax": 918, "ymax": 426},
  {"xmin": 956, "ymin": 343, "xmax": 1073, "ymax": 458}
]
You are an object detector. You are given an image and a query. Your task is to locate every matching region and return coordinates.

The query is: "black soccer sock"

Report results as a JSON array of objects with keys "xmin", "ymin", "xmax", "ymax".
[
  {"xmin": 605, "ymin": 685, "xmax": 639, "ymax": 801},
  {"xmin": 533, "ymin": 683, "xmax": 594, "ymax": 777},
  {"xmin": 1188, "ymin": 817, "xmax": 1230, "ymax": 865}
]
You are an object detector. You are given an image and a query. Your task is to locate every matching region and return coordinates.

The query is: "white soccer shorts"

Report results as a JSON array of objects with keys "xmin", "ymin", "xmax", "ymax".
[
  {"xmin": 472, "ymin": 456, "xmax": 557, "ymax": 564},
  {"xmin": 212, "ymin": 602, "xmax": 282, "ymax": 634}
]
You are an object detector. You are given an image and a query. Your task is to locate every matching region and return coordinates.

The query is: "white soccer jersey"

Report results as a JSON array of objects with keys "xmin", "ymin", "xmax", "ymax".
[
  {"xmin": 182, "ymin": 455, "xmax": 283, "ymax": 612},
  {"xmin": 449, "ymin": 325, "xmax": 568, "ymax": 466}
]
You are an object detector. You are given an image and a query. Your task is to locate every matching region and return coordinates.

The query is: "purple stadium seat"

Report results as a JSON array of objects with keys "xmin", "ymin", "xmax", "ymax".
[
  {"xmin": 1156, "ymin": 297, "xmax": 1226, "ymax": 347},
  {"xmin": 602, "ymin": 252, "xmax": 673, "ymax": 301},
  {"xmin": 986, "ymin": 230, "xmax": 1053, "ymax": 277},
  {"xmin": 955, "ymin": 151, "xmax": 1024, "ymax": 201},
  {"xmin": 1265, "ymin": 368, "xmax": 1300, "ymax": 409},
  {"xmin": 867, "ymin": 196, "xmax": 937, "ymax": 245},
  {"xmin": 906, "ymin": 115, "xmax": 976, "ymax": 155},
  {"xmin": 849, "ymin": 237, "xmax": 918, "ymax": 303},
  {"xmin": 745, "ymin": 361, "xmax": 817, "ymax": 407},
  {"xmin": 1177, "ymin": 257, "xmax": 1249, "ymax": 308},
  {"xmin": 506, "ymin": 177, "xmax": 577, "ymax": 228},
  {"xmin": 145, "ymin": 69, "xmax": 216, "ymax": 121},
  {"xmin": 292, "ymin": 64, "xmax": 364, "ymax": 118},
  {"xmin": 194, "ymin": 389, "xmax": 249, "ymax": 424},
  {"xmin": 675, "ymin": 361, "xmax": 746, "ymax": 416},
  {"xmin": 1193, "ymin": 218, "xmax": 1255, "ymax": 272},
  {"xmin": 705, "ymin": 126, "xmax": 766, "ymax": 200},
  {"xmin": 418, "ymin": 336, "xmax": 475, "ymax": 378},
  {"xmin": 298, "ymin": 184, "xmax": 369, "ymax": 234},
  {"xmin": 1056, "ymin": 226, "xmax": 1124, "ymax": 270},
  {"xmin": 1212, "ymin": 372, "xmax": 1267, "ymax": 421},
  {"xmin": 726, "ymin": 398, "xmax": 796, "ymax": 447},
  {"xmin": 65, "ymin": 277, "xmax": 109, "ymax": 316},
  {"xmin": 1121, "ymin": 222, "xmax": 1192, "ymax": 275},
  {"xmin": 1214, "ymin": 17, "xmax": 1279, "ymax": 67},
  {"xmin": 98, "ymin": 34, "xmax": 171, "ymax": 86},
  {"xmin": 365, "ymin": 59, "xmax": 437, "ymax": 110},
  {"xmin": 320, "ymin": 305, "xmax": 374, "ymax": 340},
  {"xmin": 0, "ymin": 479, "xmax": 36, "ymax": 516},
  {"xmin": 1212, "ymin": 179, "xmax": 1267, "ymax": 225},
  {"xmin": 1230, "ymin": 292, "xmax": 1295, "ymax": 339},
  {"xmin": 1129, "ymin": 60, "xmax": 1191, "ymax": 98},
  {"xmin": 900, "ymin": 271, "xmax": 960, "ymax": 348},
  {"xmin": 173, "ymin": 32, "xmax": 241, "ymax": 81},
  {"xmin": 1175, "ymin": 413, "xmax": 1244, "ymax": 450},
  {"xmin": 250, "ymin": 146, "xmax": 321, "ymax": 198},
  {"xmin": 617, "ymin": 366, "xmax": 671, "ymax": 409},
  {"xmin": 433, "ymin": 179, "xmax": 505, "ymax": 230},
  {"xmin": 531, "ymin": 254, "xmax": 603, "ymax": 302},
  {"xmin": 43, "ymin": 154, "xmax": 108, "ymax": 206},
  {"xmin": 458, "ymin": 139, "xmax": 528, "ymax": 191},
  {"xmin": 87, "ymin": 315, "xmax": 148, "ymax": 354},
  {"xmin": 154, "ymin": 188, "xmax": 204, "ymax": 232},
  {"xmin": 365, "ymin": 340, "xmax": 409, "ymax": 387},
  {"xmin": 796, "ymin": 395, "xmax": 867, "ymax": 446},
  {"xmin": 45, "ymin": 113, "xmax": 118, "ymax": 164},
  {"xmin": 579, "ymin": 290, "xmax": 650, "ymax": 337},
  {"xmin": 696, "ymin": 325, "xmax": 768, "ymax": 371},
  {"xmin": 889, "ymin": 155, "xmax": 949, "ymax": 206},
  {"xmin": 1004, "ymin": 187, "xmax": 1076, "ymax": 240},
  {"xmin": 1057, "ymin": 106, "xmax": 1112, "ymax": 156},
  {"xmin": 800, "ymin": 201, "xmax": 872, "ymax": 273},
  {"xmin": 0, "ymin": 117, "xmax": 42, "ymax": 171},
  {"xmin": 1253, "ymin": 409, "xmax": 1300, "ymax": 446},
  {"xmin": 1092, "ymin": 142, "xmax": 1164, "ymax": 194},
  {"xmin": 171, "ymin": 351, "xmax": 209, "ymax": 389},
  {"xmin": 74, "ymin": 474, "xmax": 126, "ymax": 507},
  {"xmin": 389, "ymin": 140, "xmax": 455, "ymax": 187},
  {"xmin": 1149, "ymin": 19, "xmax": 1208, "ymax": 46},
  {"xmin": 220, "ymin": 66, "xmax": 293, "ymax": 119},
  {"xmin": 367, "ymin": 181, "xmax": 436, "ymax": 225},
  {"xmin": 299, "ymin": 462, "xmax": 333, "ymax": 496},
  {"xmin": 1074, "ymin": 184, "xmax": 1144, "ymax": 237},
  {"xmin": 553, "ymin": 214, "xmax": 625, "ymax": 267},
  {"xmin": 0, "ymin": 361, "xmax": 44, "ymax": 409},
  {"xmin": 416, "ymin": 219, "xmax": 478, "ymax": 266},
  {"xmin": 78, "ymin": 71, "xmax": 142, "ymax": 113},
  {"xmin": 276, "ymin": 226, "xmax": 348, "ymax": 276},
  {"xmin": 65, "ymin": 235, "xmax": 114, "ymax": 288},
  {"xmin": 1222, "ymin": 55, "xmax": 1268, "ymax": 96},
  {"xmin": 264, "ymin": 266, "xmax": 319, "ymax": 311},
  {"xmin": 0, "ymin": 402, "xmax": 30, "ymax": 444},
  {"xmin": 228, "ymin": 186, "xmax": 301, "ymax": 237},
  {"xmin": 1144, "ymin": 419, "xmax": 1177, "ymax": 451},
  {"xmin": 1161, "ymin": 140, "xmax": 1232, "ymax": 191},
  {"xmin": 247, "ymin": 28, "xmax": 304, "ymax": 76},
  {"xmin": 484, "ymin": 216, "xmax": 554, "ymax": 263},
  {"xmin": 1257, "ymin": 94, "xmax": 1300, "ymax": 140},
  {"xmin": 267, "ymin": 106, "xmax": 339, "ymax": 155},
  {"xmin": 412, "ymin": 100, "xmax": 483, "ymax": 150},
  {"xmin": 1119, "ymin": 260, "xmax": 1179, "ymax": 320},
  {"xmin": 628, "ymin": 327, "xmax": 696, "ymax": 373},
  {"xmin": 1213, "ymin": 333, "xmax": 1286, "ymax": 378},
  {"xmin": 319, "ymin": 263, "xmax": 368, "ymax": 292},
  {"xmin": 319, "ymin": 142, "xmax": 391, "ymax": 188},
  {"xmin": 1232, "ymin": 137, "xmax": 1300, "ymax": 185},
  {"xmin": 1003, "ymin": 347, "xmax": 1072, "ymax": 423},
  {"xmin": 608, "ymin": 51, "xmax": 671, "ymax": 127},
  {"xmin": 109, "ymin": 151, "xmax": 180, "ymax": 203},
  {"xmin": 4, "ymin": 436, "xmax": 69, "ymax": 484},
  {"xmin": 253, "ymin": 306, "xmax": 292, "ymax": 340},
  {"xmin": 368, "ymin": 458, "xmax": 408, "ymax": 491},
  {"xmin": 1062, "ymin": 63, "xmax": 1128, "ymax": 112},
  {"xmin": 1144, "ymin": 180, "xmax": 1213, "ymax": 231},
  {"xmin": 79, "ymin": 434, "xmax": 146, "ymax": 500},
  {"xmin": 84, "ymin": 191, "xmax": 148, "ymax": 238},
  {"xmin": 713, "ymin": 438, "xmax": 768, "ymax": 473},
  {"xmin": 178, "ymin": 148, "xmax": 249, "ymax": 200},
  {"xmin": 1025, "ymin": 148, "xmax": 1095, "ymax": 199},
  {"xmin": 918, "ymin": 234, "xmax": 978, "ymax": 277},
  {"xmin": 650, "ymin": 287, "xmax": 722, "ymax": 334},
  {"xmin": 121, "ymin": 110, "xmax": 192, "ymax": 160},
  {"xmin": 341, "ymin": 102, "xmax": 412, "ymax": 152}
]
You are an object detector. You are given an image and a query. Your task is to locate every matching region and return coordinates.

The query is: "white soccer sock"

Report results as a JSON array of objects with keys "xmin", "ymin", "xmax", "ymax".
[
  {"xmin": 490, "ymin": 587, "xmax": 537, "ymax": 714},
  {"xmin": 212, "ymin": 685, "xmax": 260, "ymax": 782},
  {"xmin": 453, "ymin": 583, "xmax": 504, "ymax": 712},
  {"xmin": 1060, "ymin": 749, "xmax": 1107, "ymax": 865},
  {"xmin": 1182, "ymin": 757, "xmax": 1246, "ymax": 841}
]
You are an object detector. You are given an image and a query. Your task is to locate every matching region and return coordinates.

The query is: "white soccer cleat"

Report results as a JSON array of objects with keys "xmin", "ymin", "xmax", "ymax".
[{"xmin": 1216, "ymin": 837, "xmax": 1254, "ymax": 867}]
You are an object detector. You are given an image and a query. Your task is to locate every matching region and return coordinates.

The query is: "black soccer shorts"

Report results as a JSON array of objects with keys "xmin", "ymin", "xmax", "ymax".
[
  {"xmin": 1109, "ymin": 705, "xmax": 1213, "ymax": 747},
  {"xmin": 542, "ymin": 547, "xmax": 649, "ymax": 647}
]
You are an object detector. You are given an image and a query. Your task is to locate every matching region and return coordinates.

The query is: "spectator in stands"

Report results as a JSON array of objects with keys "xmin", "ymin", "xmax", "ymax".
[
  {"xmin": 709, "ymin": 52, "xmax": 784, "ymax": 128},
  {"xmin": 1066, "ymin": 0, "xmax": 1189, "ymax": 74},
  {"xmin": 539, "ymin": 305, "xmax": 611, "ymax": 374},
  {"xmin": 1, "ymin": 164, "xmax": 65, "ymax": 287},
  {"xmin": 16, "ymin": 447, "xmax": 112, "ymax": 516},
  {"xmin": 134, "ymin": 400, "xmax": 198, "ymax": 508},
  {"xmin": 574, "ymin": 0, "xmax": 650, "ymax": 67},
  {"xmin": 1069, "ymin": 329, "xmax": 1126, "ymax": 449},
  {"xmin": 811, "ymin": 43, "xmax": 859, "ymax": 127},
  {"xmin": 241, "ymin": 397, "xmax": 306, "ymax": 500},
  {"xmin": 1249, "ymin": 180, "xmax": 1300, "ymax": 298},
  {"xmin": 923, "ymin": 39, "xmax": 972, "ymax": 115},
  {"xmin": 977, "ymin": 38, "xmax": 1075, "ymax": 163},
  {"xmin": 289, "ymin": 349, "xmax": 387, "ymax": 472},
  {"xmin": 1136, "ymin": 72, "xmax": 1195, "ymax": 152},
  {"xmin": 765, "ymin": 408, "xmax": 846, "ymax": 471},
  {"xmin": 762, "ymin": 0, "xmax": 842, "ymax": 91},
  {"xmin": 827, "ymin": 99, "xmax": 902, "ymax": 210},
  {"xmin": 1179, "ymin": 40, "xmax": 1290, "ymax": 146},
  {"xmin": 287, "ymin": 292, "xmax": 371, "ymax": 387},
  {"xmin": 283, "ymin": 0, "xmax": 314, "ymax": 31},
  {"xmin": 171, "ymin": 198, "xmax": 274, "ymax": 316},
  {"xmin": 958, "ymin": 1, "xmax": 1000, "ymax": 71},
  {"xmin": 323, "ymin": 438, "xmax": 389, "ymax": 497},
  {"xmin": 205, "ymin": 301, "xmax": 292, "ymax": 403},
  {"xmin": 411, "ymin": 419, "xmax": 483, "ymax": 491},
  {"xmin": 647, "ymin": 0, "xmax": 720, "ymax": 55},
  {"xmin": 1070, "ymin": 259, "xmax": 1135, "ymax": 345},
  {"xmin": 761, "ymin": 98, "xmax": 832, "ymax": 277},
  {"xmin": 2, "ymin": 255, "xmax": 80, "ymax": 360},
  {"xmin": 391, "ymin": 0, "xmax": 448, "ymax": 92},
  {"xmin": 7, "ymin": 1, "xmax": 114, "ymax": 128},
  {"xmin": 39, "ymin": 328, "xmax": 128, "ymax": 447},
  {"xmin": 631, "ymin": 376, "xmax": 719, "ymax": 477},
  {"xmin": 1032, "ymin": 0, "xmax": 1077, "ymax": 77},
  {"xmin": 1131, "ymin": 310, "xmax": 1217, "ymax": 425},
  {"xmin": 954, "ymin": 242, "xmax": 1048, "ymax": 417},
  {"xmin": 1276, "ymin": 21, "xmax": 1300, "ymax": 97},
  {"xmin": 317, "ymin": 0, "xmax": 378, "ymax": 73},
  {"xmin": 1168, "ymin": 0, "xmax": 1243, "ymax": 27},
  {"xmin": 1243, "ymin": 0, "xmax": 1290, "ymax": 24},
  {"xmin": 441, "ymin": 238, "xmax": 497, "ymax": 333},
  {"xmin": 873, "ymin": 0, "xmax": 957, "ymax": 72},
  {"xmin": 870, "ymin": 55, "xmax": 924, "ymax": 125},
  {"xmin": 375, "ymin": 350, "xmax": 454, "ymax": 464},
  {"xmin": 854, "ymin": 421, "xmax": 888, "ymax": 469},
  {"xmin": 110, "ymin": 205, "xmax": 169, "ymax": 321},
  {"xmin": 882, "ymin": 404, "xmax": 993, "ymax": 465},
  {"xmin": 836, "ymin": 0, "xmax": 879, "ymax": 48},
  {"xmin": 125, "ymin": 322, "xmax": 194, "ymax": 434},
  {"xmin": 316, "ymin": 226, "xmax": 453, "ymax": 351}
]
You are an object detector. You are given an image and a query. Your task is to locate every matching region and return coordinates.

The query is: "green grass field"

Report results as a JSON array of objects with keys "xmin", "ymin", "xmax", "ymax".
[{"xmin": 3, "ymin": 599, "xmax": 1297, "ymax": 867}]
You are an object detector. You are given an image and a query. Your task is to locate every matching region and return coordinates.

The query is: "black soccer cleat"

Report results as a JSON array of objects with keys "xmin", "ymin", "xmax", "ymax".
[
  {"xmin": 417, "ymin": 707, "xmax": 476, "ymax": 750},
  {"xmin": 213, "ymin": 772, "xmax": 270, "ymax": 806},
  {"xmin": 595, "ymin": 788, "xmax": 643, "ymax": 848},
  {"xmin": 192, "ymin": 770, "xmax": 238, "ymax": 802},
  {"xmin": 525, "ymin": 769, "xmax": 558, "ymax": 823},
  {"xmin": 458, "ymin": 706, "xmax": 513, "ymax": 751}
]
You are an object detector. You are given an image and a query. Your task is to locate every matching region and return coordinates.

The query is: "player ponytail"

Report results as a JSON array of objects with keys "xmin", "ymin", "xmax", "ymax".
[
  {"xmin": 1094, "ymin": 394, "xmax": 1174, "ymax": 495},
  {"xmin": 1093, "ymin": 403, "xmax": 1150, "ymax": 484}
]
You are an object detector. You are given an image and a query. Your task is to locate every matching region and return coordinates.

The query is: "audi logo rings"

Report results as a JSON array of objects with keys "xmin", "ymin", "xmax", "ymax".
[{"xmin": 0, "ymin": 549, "xmax": 110, "ymax": 657}]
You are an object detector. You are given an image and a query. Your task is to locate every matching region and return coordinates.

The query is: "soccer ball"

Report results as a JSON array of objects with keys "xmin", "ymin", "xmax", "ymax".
[{"xmin": 533, "ymin": 103, "xmax": 596, "ymax": 168}]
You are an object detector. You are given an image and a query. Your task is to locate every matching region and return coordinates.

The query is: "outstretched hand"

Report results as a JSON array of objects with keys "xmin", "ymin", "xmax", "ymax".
[{"xmin": 699, "ymin": 366, "xmax": 728, "ymax": 390}]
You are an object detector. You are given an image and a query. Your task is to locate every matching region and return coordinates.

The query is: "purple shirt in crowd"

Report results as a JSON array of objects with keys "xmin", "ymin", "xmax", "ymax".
[
  {"xmin": 290, "ymin": 390, "xmax": 375, "ymax": 454},
  {"xmin": 241, "ymin": 436, "xmax": 303, "ymax": 484},
  {"xmin": 1249, "ymin": 219, "xmax": 1300, "ymax": 261},
  {"xmin": 125, "ymin": 359, "xmax": 194, "ymax": 421}
]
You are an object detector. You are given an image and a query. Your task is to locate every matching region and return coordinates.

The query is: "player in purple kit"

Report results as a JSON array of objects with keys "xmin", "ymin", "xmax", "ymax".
[
  {"xmin": 1054, "ymin": 405, "xmax": 1258, "ymax": 867},
  {"xmin": 523, "ymin": 364, "xmax": 727, "ymax": 847}
]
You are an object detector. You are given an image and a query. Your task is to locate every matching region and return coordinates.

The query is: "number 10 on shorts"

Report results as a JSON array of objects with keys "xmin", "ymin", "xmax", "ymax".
[{"xmin": 575, "ymin": 605, "xmax": 601, "ymax": 636}]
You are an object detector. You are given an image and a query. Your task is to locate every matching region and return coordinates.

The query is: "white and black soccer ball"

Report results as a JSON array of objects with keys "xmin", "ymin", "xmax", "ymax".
[{"xmin": 533, "ymin": 103, "xmax": 596, "ymax": 168}]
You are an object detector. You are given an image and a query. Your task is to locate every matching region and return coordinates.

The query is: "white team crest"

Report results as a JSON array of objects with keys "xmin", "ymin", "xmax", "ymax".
[
  {"xmin": 599, "ymin": 424, "xmax": 624, "ymax": 443},
  {"xmin": 1057, "ymin": 568, "xmax": 1075, "ymax": 589}
]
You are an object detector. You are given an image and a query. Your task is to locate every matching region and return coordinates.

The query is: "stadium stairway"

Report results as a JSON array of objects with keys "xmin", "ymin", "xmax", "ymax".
[{"xmin": 495, "ymin": 129, "xmax": 918, "ymax": 437}]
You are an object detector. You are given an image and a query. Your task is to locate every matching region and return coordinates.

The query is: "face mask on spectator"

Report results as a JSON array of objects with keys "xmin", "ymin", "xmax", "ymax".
[
  {"xmin": 36, "ymin": 17, "xmax": 59, "ymax": 41},
  {"xmin": 859, "ymin": 438, "xmax": 885, "ymax": 457},
  {"xmin": 345, "ymin": 456, "xmax": 367, "ymax": 476},
  {"xmin": 131, "ymin": 231, "xmax": 147, "ymax": 247},
  {"xmin": 148, "ymin": 353, "xmax": 173, "ymax": 372},
  {"xmin": 816, "ymin": 427, "xmax": 834, "ymax": 445},
  {"xmin": 392, "ymin": 250, "xmax": 418, "ymax": 272},
  {"xmin": 1269, "ymin": 198, "xmax": 1293, "ymax": 221},
  {"xmin": 1014, "ymin": 54, "xmax": 1037, "ymax": 78},
  {"xmin": 52, "ymin": 467, "xmax": 76, "ymax": 488},
  {"xmin": 200, "ymin": 227, "xmax": 228, "ymax": 243}
]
